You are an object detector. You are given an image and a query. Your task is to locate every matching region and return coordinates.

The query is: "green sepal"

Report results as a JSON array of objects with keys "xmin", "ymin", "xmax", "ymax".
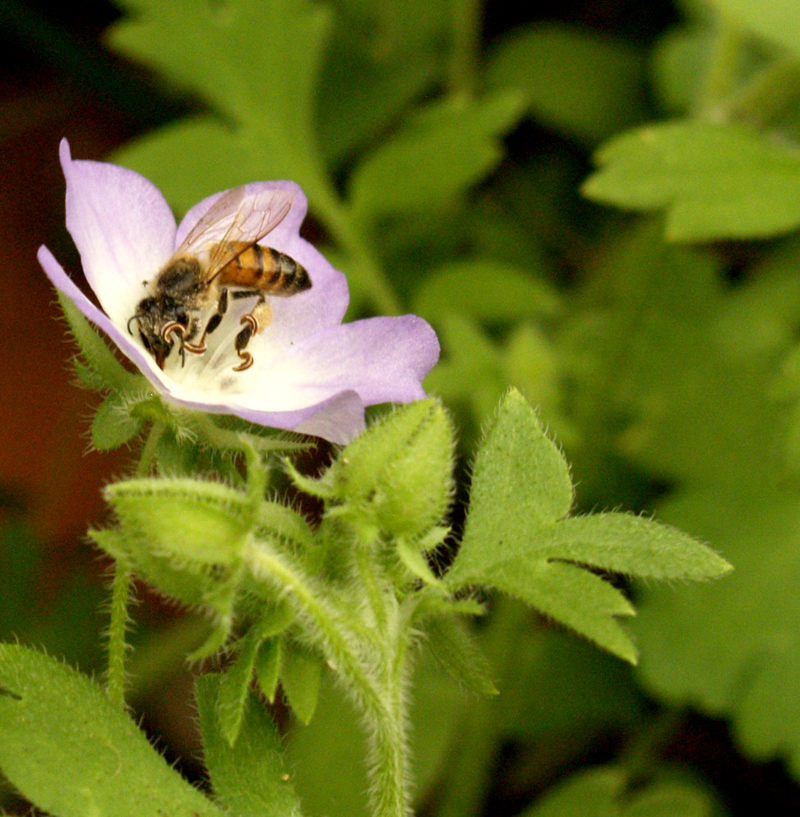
[
  {"xmin": 189, "ymin": 617, "xmax": 236, "ymax": 662},
  {"xmin": 255, "ymin": 638, "xmax": 282, "ymax": 703},
  {"xmin": 256, "ymin": 501, "xmax": 316, "ymax": 553},
  {"xmin": 281, "ymin": 645, "xmax": 324, "ymax": 725},
  {"xmin": 216, "ymin": 626, "xmax": 264, "ymax": 746},
  {"xmin": 72, "ymin": 355, "xmax": 106, "ymax": 391},
  {"xmin": 91, "ymin": 527, "xmax": 219, "ymax": 609},
  {"xmin": 329, "ymin": 399, "xmax": 455, "ymax": 539},
  {"xmin": 284, "ymin": 457, "xmax": 336, "ymax": 500},
  {"xmin": 397, "ymin": 538, "xmax": 444, "ymax": 589},
  {"xmin": 197, "ymin": 673, "xmax": 301, "ymax": 817},
  {"xmin": 58, "ymin": 292, "xmax": 140, "ymax": 393},
  {"xmin": 92, "ymin": 391, "xmax": 145, "ymax": 451},
  {"xmin": 0, "ymin": 643, "xmax": 223, "ymax": 817},
  {"xmin": 104, "ymin": 478, "xmax": 254, "ymax": 565}
]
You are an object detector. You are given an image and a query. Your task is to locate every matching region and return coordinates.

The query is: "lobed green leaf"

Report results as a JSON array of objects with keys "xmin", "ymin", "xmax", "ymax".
[
  {"xmin": 448, "ymin": 390, "xmax": 728, "ymax": 663},
  {"xmin": 281, "ymin": 646, "xmax": 323, "ymax": 725},
  {"xmin": 197, "ymin": 673, "xmax": 302, "ymax": 817},
  {"xmin": 0, "ymin": 643, "xmax": 223, "ymax": 817},
  {"xmin": 486, "ymin": 23, "xmax": 648, "ymax": 145},
  {"xmin": 349, "ymin": 91, "xmax": 526, "ymax": 220},
  {"xmin": 583, "ymin": 121, "xmax": 800, "ymax": 241}
]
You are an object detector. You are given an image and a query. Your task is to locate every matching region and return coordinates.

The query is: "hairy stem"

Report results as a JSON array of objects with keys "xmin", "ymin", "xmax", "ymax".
[
  {"xmin": 106, "ymin": 561, "xmax": 132, "ymax": 708},
  {"xmin": 106, "ymin": 420, "xmax": 166, "ymax": 706},
  {"xmin": 246, "ymin": 539, "xmax": 411, "ymax": 817}
]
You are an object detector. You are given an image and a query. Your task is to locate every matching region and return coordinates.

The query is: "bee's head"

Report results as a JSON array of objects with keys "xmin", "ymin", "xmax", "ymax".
[{"xmin": 129, "ymin": 296, "xmax": 190, "ymax": 370}]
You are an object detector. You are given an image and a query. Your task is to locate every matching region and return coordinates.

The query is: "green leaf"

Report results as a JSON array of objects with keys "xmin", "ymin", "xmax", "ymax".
[
  {"xmin": 105, "ymin": 478, "xmax": 253, "ymax": 565},
  {"xmin": 454, "ymin": 390, "xmax": 574, "ymax": 574},
  {"xmin": 281, "ymin": 646, "xmax": 323, "ymax": 725},
  {"xmin": 316, "ymin": 2, "xmax": 438, "ymax": 165},
  {"xmin": 108, "ymin": 0, "xmax": 335, "ymax": 208},
  {"xmin": 255, "ymin": 638, "xmax": 282, "ymax": 703},
  {"xmin": 521, "ymin": 766, "xmax": 716, "ymax": 817},
  {"xmin": 349, "ymin": 90, "xmax": 526, "ymax": 220},
  {"xmin": 423, "ymin": 614, "xmax": 498, "ymax": 696},
  {"xmin": 91, "ymin": 391, "xmax": 144, "ymax": 451},
  {"xmin": 540, "ymin": 513, "xmax": 732, "ymax": 580},
  {"xmin": 651, "ymin": 25, "xmax": 713, "ymax": 114},
  {"xmin": 634, "ymin": 484, "xmax": 800, "ymax": 778},
  {"xmin": 412, "ymin": 258, "xmax": 561, "ymax": 326},
  {"xmin": 197, "ymin": 674, "xmax": 302, "ymax": 817},
  {"xmin": 583, "ymin": 121, "xmax": 800, "ymax": 241},
  {"xmin": 111, "ymin": 118, "xmax": 254, "ymax": 217},
  {"xmin": 486, "ymin": 23, "xmax": 647, "ymax": 145},
  {"xmin": 0, "ymin": 644, "xmax": 222, "ymax": 817},
  {"xmin": 448, "ymin": 390, "xmax": 728, "ymax": 663},
  {"xmin": 216, "ymin": 627, "xmax": 264, "ymax": 746},
  {"xmin": 497, "ymin": 628, "xmax": 644, "ymax": 741},
  {"xmin": 713, "ymin": 0, "xmax": 800, "ymax": 56}
]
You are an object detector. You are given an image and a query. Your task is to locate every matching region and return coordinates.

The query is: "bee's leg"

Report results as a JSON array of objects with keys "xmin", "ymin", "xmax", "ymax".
[
  {"xmin": 184, "ymin": 288, "xmax": 229, "ymax": 355},
  {"xmin": 232, "ymin": 294, "xmax": 272, "ymax": 372}
]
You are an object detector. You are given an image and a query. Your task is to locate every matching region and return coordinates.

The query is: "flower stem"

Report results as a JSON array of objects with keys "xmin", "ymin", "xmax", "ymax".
[
  {"xmin": 246, "ymin": 539, "xmax": 411, "ymax": 817},
  {"xmin": 106, "ymin": 560, "xmax": 132, "ymax": 708},
  {"xmin": 106, "ymin": 420, "xmax": 166, "ymax": 706}
]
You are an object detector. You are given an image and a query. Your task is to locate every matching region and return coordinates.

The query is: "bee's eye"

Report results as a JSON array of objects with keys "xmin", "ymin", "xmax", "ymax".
[{"xmin": 139, "ymin": 332, "xmax": 151, "ymax": 352}]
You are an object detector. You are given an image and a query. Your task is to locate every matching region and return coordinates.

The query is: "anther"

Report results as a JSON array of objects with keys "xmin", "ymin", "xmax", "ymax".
[{"xmin": 233, "ymin": 352, "xmax": 254, "ymax": 372}]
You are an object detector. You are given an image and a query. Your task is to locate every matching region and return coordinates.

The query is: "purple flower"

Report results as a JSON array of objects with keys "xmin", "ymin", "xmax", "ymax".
[{"xmin": 38, "ymin": 140, "xmax": 439, "ymax": 444}]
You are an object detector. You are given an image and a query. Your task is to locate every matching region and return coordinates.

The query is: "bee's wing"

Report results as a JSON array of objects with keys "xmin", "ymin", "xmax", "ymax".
[{"xmin": 175, "ymin": 186, "xmax": 295, "ymax": 283}]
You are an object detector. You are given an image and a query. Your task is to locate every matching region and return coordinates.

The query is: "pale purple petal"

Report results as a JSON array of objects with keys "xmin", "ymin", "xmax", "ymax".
[
  {"xmin": 230, "ymin": 315, "xmax": 440, "ymax": 412},
  {"xmin": 60, "ymin": 139, "xmax": 176, "ymax": 327},
  {"xmin": 291, "ymin": 391, "xmax": 366, "ymax": 443}
]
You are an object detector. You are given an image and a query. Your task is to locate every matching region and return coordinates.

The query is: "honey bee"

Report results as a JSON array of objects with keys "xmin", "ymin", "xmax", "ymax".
[{"xmin": 128, "ymin": 186, "xmax": 311, "ymax": 372}]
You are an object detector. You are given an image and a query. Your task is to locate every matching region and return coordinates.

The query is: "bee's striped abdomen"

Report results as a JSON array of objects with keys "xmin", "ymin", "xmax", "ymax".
[{"xmin": 217, "ymin": 241, "xmax": 311, "ymax": 295}]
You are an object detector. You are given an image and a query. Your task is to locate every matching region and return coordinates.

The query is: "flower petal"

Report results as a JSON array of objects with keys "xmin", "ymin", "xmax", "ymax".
[
  {"xmin": 227, "ymin": 314, "xmax": 440, "ymax": 413},
  {"xmin": 292, "ymin": 391, "xmax": 366, "ymax": 443},
  {"xmin": 60, "ymin": 139, "xmax": 176, "ymax": 327}
]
